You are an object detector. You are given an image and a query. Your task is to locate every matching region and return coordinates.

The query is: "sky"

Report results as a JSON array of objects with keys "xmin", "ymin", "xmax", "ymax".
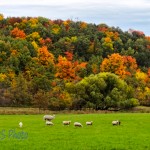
[{"xmin": 0, "ymin": 0, "xmax": 150, "ymax": 35}]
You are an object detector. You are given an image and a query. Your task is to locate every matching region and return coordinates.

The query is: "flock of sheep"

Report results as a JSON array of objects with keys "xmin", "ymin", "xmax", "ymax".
[
  {"xmin": 19, "ymin": 114, "xmax": 121, "ymax": 128},
  {"xmin": 43, "ymin": 114, "xmax": 121, "ymax": 127},
  {"xmin": 43, "ymin": 114, "xmax": 91, "ymax": 127}
]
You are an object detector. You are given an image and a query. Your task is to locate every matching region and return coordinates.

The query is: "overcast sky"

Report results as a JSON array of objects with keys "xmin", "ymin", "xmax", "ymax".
[{"xmin": 0, "ymin": 0, "xmax": 150, "ymax": 35}]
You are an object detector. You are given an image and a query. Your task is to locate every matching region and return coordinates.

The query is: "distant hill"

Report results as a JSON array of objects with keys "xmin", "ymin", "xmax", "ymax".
[{"xmin": 0, "ymin": 14, "xmax": 150, "ymax": 109}]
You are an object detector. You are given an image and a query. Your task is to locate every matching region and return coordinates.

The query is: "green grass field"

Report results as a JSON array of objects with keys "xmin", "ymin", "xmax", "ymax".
[{"xmin": 0, "ymin": 113, "xmax": 150, "ymax": 150}]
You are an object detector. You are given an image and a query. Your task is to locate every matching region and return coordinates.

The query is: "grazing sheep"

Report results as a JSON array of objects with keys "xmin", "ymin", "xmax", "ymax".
[
  {"xmin": 112, "ymin": 120, "xmax": 121, "ymax": 126},
  {"xmin": 86, "ymin": 121, "xmax": 93, "ymax": 125},
  {"xmin": 62, "ymin": 121, "xmax": 71, "ymax": 125},
  {"xmin": 43, "ymin": 115, "xmax": 55, "ymax": 121},
  {"xmin": 46, "ymin": 120, "xmax": 54, "ymax": 126},
  {"xmin": 19, "ymin": 122, "xmax": 23, "ymax": 128},
  {"xmin": 74, "ymin": 122, "xmax": 83, "ymax": 127}
]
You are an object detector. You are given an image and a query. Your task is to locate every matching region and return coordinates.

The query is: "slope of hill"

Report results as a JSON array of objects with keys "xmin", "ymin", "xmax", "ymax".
[{"xmin": 0, "ymin": 14, "xmax": 150, "ymax": 110}]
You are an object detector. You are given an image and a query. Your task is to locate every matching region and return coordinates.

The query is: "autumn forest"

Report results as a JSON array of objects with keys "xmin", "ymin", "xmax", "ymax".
[{"xmin": 0, "ymin": 14, "xmax": 150, "ymax": 110}]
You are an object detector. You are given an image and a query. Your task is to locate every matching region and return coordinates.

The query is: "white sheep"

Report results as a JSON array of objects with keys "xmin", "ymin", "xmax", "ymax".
[
  {"xmin": 74, "ymin": 122, "xmax": 83, "ymax": 127},
  {"xmin": 46, "ymin": 120, "xmax": 54, "ymax": 126},
  {"xmin": 62, "ymin": 121, "xmax": 71, "ymax": 125},
  {"xmin": 112, "ymin": 120, "xmax": 121, "ymax": 126},
  {"xmin": 19, "ymin": 122, "xmax": 23, "ymax": 128},
  {"xmin": 43, "ymin": 115, "xmax": 55, "ymax": 121},
  {"xmin": 86, "ymin": 121, "xmax": 93, "ymax": 125}
]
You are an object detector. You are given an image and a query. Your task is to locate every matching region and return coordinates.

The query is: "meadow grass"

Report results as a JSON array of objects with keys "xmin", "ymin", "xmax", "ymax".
[{"xmin": 0, "ymin": 113, "xmax": 150, "ymax": 150}]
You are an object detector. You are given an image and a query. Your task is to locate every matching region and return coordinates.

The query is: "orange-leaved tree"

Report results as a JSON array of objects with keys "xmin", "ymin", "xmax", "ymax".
[
  {"xmin": 100, "ymin": 53, "xmax": 126, "ymax": 78},
  {"xmin": 55, "ymin": 52, "xmax": 87, "ymax": 81},
  {"xmin": 100, "ymin": 53, "xmax": 138, "ymax": 78},
  {"xmin": 10, "ymin": 27, "xmax": 26, "ymax": 39},
  {"xmin": 37, "ymin": 46, "xmax": 54, "ymax": 66},
  {"xmin": 123, "ymin": 56, "xmax": 138, "ymax": 76}
]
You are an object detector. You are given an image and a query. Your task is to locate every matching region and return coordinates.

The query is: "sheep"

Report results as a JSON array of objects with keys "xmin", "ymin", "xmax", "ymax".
[
  {"xmin": 19, "ymin": 122, "xmax": 23, "ymax": 128},
  {"xmin": 74, "ymin": 122, "xmax": 83, "ymax": 127},
  {"xmin": 43, "ymin": 115, "xmax": 55, "ymax": 121},
  {"xmin": 62, "ymin": 121, "xmax": 71, "ymax": 126},
  {"xmin": 112, "ymin": 120, "xmax": 121, "ymax": 126},
  {"xmin": 46, "ymin": 120, "xmax": 54, "ymax": 126},
  {"xmin": 86, "ymin": 121, "xmax": 93, "ymax": 125}
]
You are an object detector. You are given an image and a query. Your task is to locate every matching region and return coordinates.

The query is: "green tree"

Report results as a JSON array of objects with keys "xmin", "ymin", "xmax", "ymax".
[
  {"xmin": 66, "ymin": 72, "xmax": 138, "ymax": 110},
  {"xmin": 8, "ymin": 73, "xmax": 31, "ymax": 106}
]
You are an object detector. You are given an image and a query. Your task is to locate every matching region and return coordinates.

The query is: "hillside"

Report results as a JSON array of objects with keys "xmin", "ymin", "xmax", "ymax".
[{"xmin": 0, "ymin": 14, "xmax": 150, "ymax": 110}]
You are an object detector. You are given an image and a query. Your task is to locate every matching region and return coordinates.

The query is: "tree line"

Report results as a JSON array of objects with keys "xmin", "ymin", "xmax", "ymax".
[{"xmin": 0, "ymin": 14, "xmax": 150, "ymax": 110}]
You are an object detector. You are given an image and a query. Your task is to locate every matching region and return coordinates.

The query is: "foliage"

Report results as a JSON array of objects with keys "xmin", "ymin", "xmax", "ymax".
[
  {"xmin": 0, "ymin": 14, "xmax": 150, "ymax": 109},
  {"xmin": 66, "ymin": 72, "xmax": 138, "ymax": 110},
  {"xmin": 10, "ymin": 27, "xmax": 26, "ymax": 39},
  {"xmin": 100, "ymin": 53, "xmax": 138, "ymax": 78},
  {"xmin": 55, "ymin": 53, "xmax": 87, "ymax": 81},
  {"xmin": 7, "ymin": 73, "xmax": 32, "ymax": 106},
  {"xmin": 32, "ymin": 89, "xmax": 49, "ymax": 110}
]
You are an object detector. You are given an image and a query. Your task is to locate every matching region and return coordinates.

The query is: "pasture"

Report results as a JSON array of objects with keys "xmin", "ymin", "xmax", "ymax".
[{"xmin": 0, "ymin": 113, "xmax": 150, "ymax": 150}]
